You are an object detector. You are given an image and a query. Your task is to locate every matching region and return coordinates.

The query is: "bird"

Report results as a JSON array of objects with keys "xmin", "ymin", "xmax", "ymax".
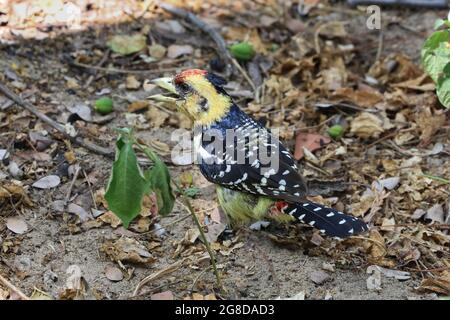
[{"xmin": 158, "ymin": 68, "xmax": 368, "ymax": 239}]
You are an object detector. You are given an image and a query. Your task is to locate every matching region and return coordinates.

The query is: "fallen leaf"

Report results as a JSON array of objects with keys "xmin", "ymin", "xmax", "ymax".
[
  {"xmin": 96, "ymin": 211, "xmax": 120, "ymax": 228},
  {"xmin": 0, "ymin": 183, "xmax": 33, "ymax": 206},
  {"xmin": 126, "ymin": 75, "xmax": 141, "ymax": 90},
  {"xmin": 310, "ymin": 270, "xmax": 330, "ymax": 285},
  {"xmin": 204, "ymin": 222, "xmax": 226, "ymax": 243},
  {"xmin": 67, "ymin": 103, "xmax": 92, "ymax": 122},
  {"xmin": 148, "ymin": 44, "xmax": 167, "ymax": 59},
  {"xmin": 419, "ymin": 271, "xmax": 450, "ymax": 295},
  {"xmin": 369, "ymin": 266, "xmax": 411, "ymax": 280},
  {"xmin": 425, "ymin": 204, "xmax": 445, "ymax": 224},
  {"xmin": 128, "ymin": 100, "xmax": 149, "ymax": 113},
  {"xmin": 294, "ymin": 132, "xmax": 331, "ymax": 160},
  {"xmin": 167, "ymin": 44, "xmax": 193, "ymax": 59},
  {"xmin": 155, "ymin": 20, "xmax": 186, "ymax": 34},
  {"xmin": 32, "ymin": 175, "xmax": 61, "ymax": 189},
  {"xmin": 145, "ymin": 107, "xmax": 169, "ymax": 128},
  {"xmin": 151, "ymin": 291, "xmax": 174, "ymax": 300},
  {"xmin": 350, "ymin": 112, "xmax": 384, "ymax": 139},
  {"xmin": 6, "ymin": 217, "xmax": 28, "ymax": 234},
  {"xmin": 374, "ymin": 177, "xmax": 400, "ymax": 191},
  {"xmin": 101, "ymin": 237, "xmax": 155, "ymax": 264},
  {"xmin": 332, "ymin": 88, "xmax": 383, "ymax": 108},
  {"xmin": 105, "ymin": 266, "xmax": 123, "ymax": 282},
  {"xmin": 67, "ymin": 203, "xmax": 91, "ymax": 222},
  {"xmin": 107, "ymin": 34, "xmax": 146, "ymax": 55}
]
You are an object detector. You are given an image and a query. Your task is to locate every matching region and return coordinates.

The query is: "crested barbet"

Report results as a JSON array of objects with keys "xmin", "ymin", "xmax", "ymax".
[{"xmin": 159, "ymin": 69, "xmax": 368, "ymax": 239}]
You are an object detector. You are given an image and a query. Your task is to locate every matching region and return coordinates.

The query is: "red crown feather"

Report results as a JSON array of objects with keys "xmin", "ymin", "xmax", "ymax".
[{"xmin": 174, "ymin": 69, "xmax": 207, "ymax": 84}]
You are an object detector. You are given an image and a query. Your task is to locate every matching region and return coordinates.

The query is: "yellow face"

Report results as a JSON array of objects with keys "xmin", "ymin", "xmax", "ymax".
[{"xmin": 175, "ymin": 74, "xmax": 232, "ymax": 127}]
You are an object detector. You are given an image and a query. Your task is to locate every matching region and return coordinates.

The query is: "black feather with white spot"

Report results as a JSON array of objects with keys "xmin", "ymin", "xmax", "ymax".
[{"xmin": 280, "ymin": 201, "xmax": 369, "ymax": 238}]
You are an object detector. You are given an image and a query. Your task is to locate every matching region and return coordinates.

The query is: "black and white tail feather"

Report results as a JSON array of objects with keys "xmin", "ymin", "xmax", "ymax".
[{"xmin": 281, "ymin": 201, "xmax": 369, "ymax": 238}]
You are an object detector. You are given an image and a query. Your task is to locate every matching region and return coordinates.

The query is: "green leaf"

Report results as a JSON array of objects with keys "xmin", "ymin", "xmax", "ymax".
[
  {"xmin": 105, "ymin": 136, "xmax": 149, "ymax": 227},
  {"xmin": 106, "ymin": 34, "xmax": 146, "ymax": 55},
  {"xmin": 230, "ymin": 42, "xmax": 255, "ymax": 61},
  {"xmin": 437, "ymin": 77, "xmax": 450, "ymax": 108},
  {"xmin": 142, "ymin": 148, "xmax": 175, "ymax": 216},
  {"xmin": 434, "ymin": 19, "xmax": 445, "ymax": 30},
  {"xmin": 421, "ymin": 30, "xmax": 448, "ymax": 63},
  {"xmin": 422, "ymin": 40, "xmax": 450, "ymax": 83}
]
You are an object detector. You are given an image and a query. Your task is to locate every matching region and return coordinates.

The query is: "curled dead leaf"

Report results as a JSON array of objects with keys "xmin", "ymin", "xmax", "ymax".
[{"xmin": 101, "ymin": 237, "xmax": 155, "ymax": 264}]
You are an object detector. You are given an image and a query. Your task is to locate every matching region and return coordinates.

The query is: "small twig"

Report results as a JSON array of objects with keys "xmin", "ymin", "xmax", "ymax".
[
  {"xmin": 0, "ymin": 82, "xmax": 114, "ymax": 158},
  {"xmin": 146, "ymin": 212, "xmax": 190, "ymax": 234},
  {"xmin": 0, "ymin": 274, "xmax": 30, "ymax": 300},
  {"xmin": 81, "ymin": 168, "xmax": 98, "ymax": 210},
  {"xmin": 407, "ymin": 266, "xmax": 450, "ymax": 273},
  {"xmin": 231, "ymin": 58, "xmax": 256, "ymax": 91},
  {"xmin": 159, "ymin": 2, "xmax": 234, "ymax": 75},
  {"xmin": 64, "ymin": 165, "xmax": 81, "ymax": 205},
  {"xmin": 178, "ymin": 192, "xmax": 226, "ymax": 295},
  {"xmin": 190, "ymin": 266, "xmax": 212, "ymax": 292},
  {"xmin": 132, "ymin": 258, "xmax": 186, "ymax": 297},
  {"xmin": 69, "ymin": 60, "xmax": 180, "ymax": 75},
  {"xmin": 133, "ymin": 279, "xmax": 184, "ymax": 298}
]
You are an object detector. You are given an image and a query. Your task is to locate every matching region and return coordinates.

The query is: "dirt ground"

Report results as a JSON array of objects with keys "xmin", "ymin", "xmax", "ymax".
[{"xmin": 0, "ymin": 1, "xmax": 449, "ymax": 300}]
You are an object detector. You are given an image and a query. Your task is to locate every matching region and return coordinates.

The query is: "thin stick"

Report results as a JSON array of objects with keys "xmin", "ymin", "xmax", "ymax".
[
  {"xmin": 190, "ymin": 266, "xmax": 212, "ymax": 292},
  {"xmin": 160, "ymin": 2, "xmax": 234, "ymax": 75},
  {"xmin": 64, "ymin": 165, "xmax": 81, "ymax": 205},
  {"xmin": 81, "ymin": 168, "xmax": 98, "ymax": 210},
  {"xmin": 0, "ymin": 274, "xmax": 30, "ymax": 300},
  {"xmin": 69, "ymin": 60, "xmax": 180, "ymax": 75},
  {"xmin": 132, "ymin": 258, "xmax": 186, "ymax": 296},
  {"xmin": 0, "ymin": 82, "xmax": 114, "ymax": 158},
  {"xmin": 231, "ymin": 58, "xmax": 256, "ymax": 91}
]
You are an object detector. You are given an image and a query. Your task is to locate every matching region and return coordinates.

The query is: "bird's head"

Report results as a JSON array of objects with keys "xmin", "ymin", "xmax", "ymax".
[{"xmin": 153, "ymin": 69, "xmax": 232, "ymax": 127}]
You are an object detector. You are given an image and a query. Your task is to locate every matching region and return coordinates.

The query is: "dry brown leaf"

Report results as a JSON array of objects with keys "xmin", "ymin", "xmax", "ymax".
[
  {"xmin": 99, "ymin": 211, "xmax": 122, "ymax": 228},
  {"xmin": 416, "ymin": 107, "xmax": 446, "ymax": 147},
  {"xmin": 368, "ymin": 230, "xmax": 386, "ymax": 260},
  {"xmin": 294, "ymin": 132, "xmax": 331, "ymax": 160},
  {"xmin": 128, "ymin": 100, "xmax": 149, "ymax": 113},
  {"xmin": 105, "ymin": 266, "xmax": 123, "ymax": 282},
  {"xmin": 101, "ymin": 237, "xmax": 155, "ymax": 264},
  {"xmin": 145, "ymin": 107, "xmax": 169, "ymax": 128},
  {"xmin": 332, "ymin": 88, "xmax": 383, "ymax": 108},
  {"xmin": 0, "ymin": 183, "xmax": 33, "ymax": 207},
  {"xmin": 126, "ymin": 75, "xmax": 141, "ymax": 89},
  {"xmin": 419, "ymin": 271, "xmax": 450, "ymax": 295},
  {"xmin": 350, "ymin": 112, "xmax": 384, "ymax": 139},
  {"xmin": 167, "ymin": 44, "xmax": 193, "ymax": 59}
]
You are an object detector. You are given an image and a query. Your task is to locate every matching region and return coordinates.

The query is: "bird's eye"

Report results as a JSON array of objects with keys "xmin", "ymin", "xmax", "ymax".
[{"xmin": 178, "ymin": 83, "xmax": 191, "ymax": 94}]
